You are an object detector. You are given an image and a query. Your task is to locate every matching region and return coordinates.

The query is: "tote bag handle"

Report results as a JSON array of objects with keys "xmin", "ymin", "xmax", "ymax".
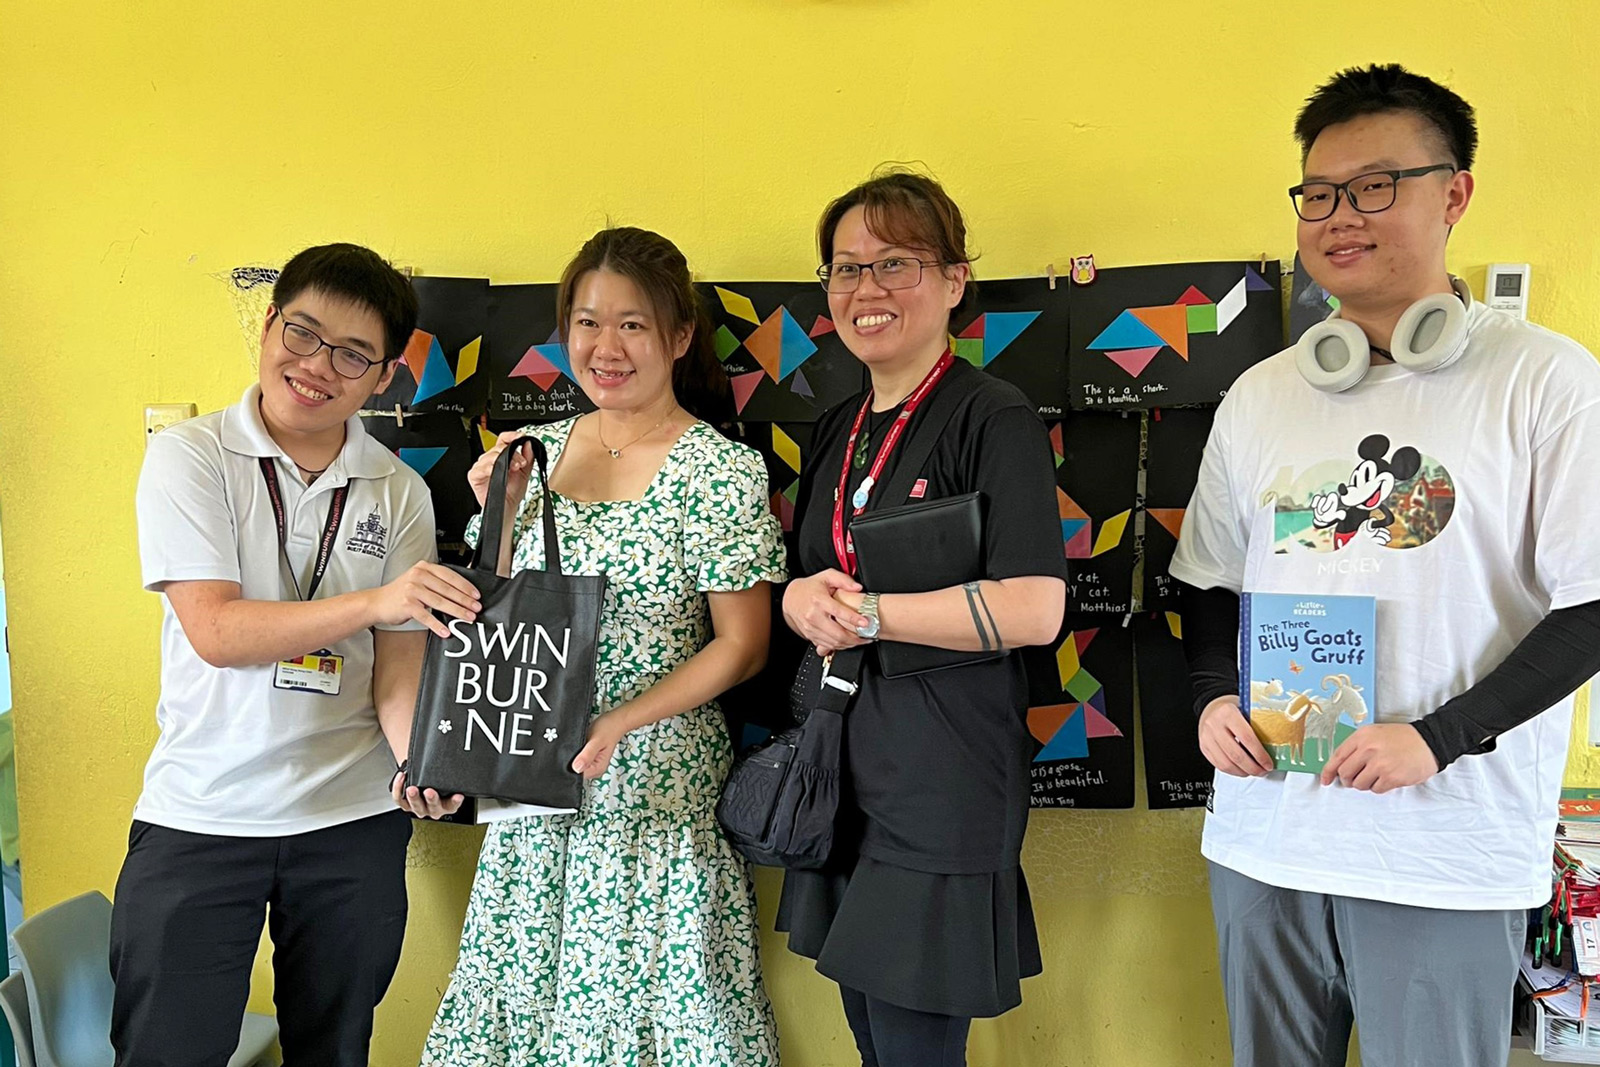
[{"xmin": 473, "ymin": 435, "xmax": 562, "ymax": 576}]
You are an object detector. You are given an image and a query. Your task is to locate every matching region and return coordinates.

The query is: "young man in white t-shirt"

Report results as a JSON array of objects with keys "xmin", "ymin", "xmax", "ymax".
[
  {"xmin": 1172, "ymin": 65, "xmax": 1600, "ymax": 1066},
  {"xmin": 111, "ymin": 244, "xmax": 482, "ymax": 1066}
]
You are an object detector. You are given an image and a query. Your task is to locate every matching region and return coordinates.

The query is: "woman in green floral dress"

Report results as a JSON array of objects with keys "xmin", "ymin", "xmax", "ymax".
[{"xmin": 410, "ymin": 229, "xmax": 786, "ymax": 1067}]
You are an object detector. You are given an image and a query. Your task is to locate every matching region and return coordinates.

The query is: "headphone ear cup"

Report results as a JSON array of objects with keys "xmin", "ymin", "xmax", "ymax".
[
  {"xmin": 1392, "ymin": 291, "xmax": 1469, "ymax": 373},
  {"xmin": 1295, "ymin": 318, "xmax": 1370, "ymax": 392}
]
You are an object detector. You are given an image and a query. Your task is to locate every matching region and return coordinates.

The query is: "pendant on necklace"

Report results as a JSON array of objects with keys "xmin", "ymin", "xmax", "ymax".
[
  {"xmin": 852, "ymin": 476, "xmax": 875, "ymax": 510},
  {"xmin": 608, "ymin": 449, "xmax": 622, "ymax": 459},
  {"xmin": 853, "ymin": 431, "xmax": 871, "ymax": 470}
]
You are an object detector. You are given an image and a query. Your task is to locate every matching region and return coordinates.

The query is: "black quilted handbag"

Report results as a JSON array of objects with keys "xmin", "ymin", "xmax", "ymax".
[{"xmin": 715, "ymin": 648, "xmax": 864, "ymax": 868}]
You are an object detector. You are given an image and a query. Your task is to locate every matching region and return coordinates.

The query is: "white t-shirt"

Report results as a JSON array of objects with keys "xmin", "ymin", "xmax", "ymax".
[
  {"xmin": 1172, "ymin": 303, "xmax": 1600, "ymax": 910},
  {"xmin": 134, "ymin": 386, "xmax": 437, "ymax": 836}
]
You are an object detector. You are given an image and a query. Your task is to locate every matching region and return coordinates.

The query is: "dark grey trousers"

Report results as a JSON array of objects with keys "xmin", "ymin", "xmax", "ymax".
[{"xmin": 1209, "ymin": 861, "xmax": 1526, "ymax": 1067}]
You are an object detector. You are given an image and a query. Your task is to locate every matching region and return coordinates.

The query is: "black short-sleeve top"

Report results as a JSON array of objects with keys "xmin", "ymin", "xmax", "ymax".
[{"xmin": 793, "ymin": 359, "xmax": 1068, "ymax": 873}]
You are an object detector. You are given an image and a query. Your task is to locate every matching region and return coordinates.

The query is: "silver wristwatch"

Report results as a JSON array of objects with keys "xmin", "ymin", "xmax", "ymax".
[{"xmin": 855, "ymin": 592, "xmax": 882, "ymax": 640}]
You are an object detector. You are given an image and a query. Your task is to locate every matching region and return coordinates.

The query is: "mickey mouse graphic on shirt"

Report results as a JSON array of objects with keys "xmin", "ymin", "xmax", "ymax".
[{"xmin": 1310, "ymin": 435, "xmax": 1423, "ymax": 549}]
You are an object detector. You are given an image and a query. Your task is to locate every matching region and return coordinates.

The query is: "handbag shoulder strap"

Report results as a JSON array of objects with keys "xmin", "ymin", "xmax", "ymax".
[
  {"xmin": 474, "ymin": 435, "xmax": 561, "ymax": 575},
  {"xmin": 870, "ymin": 362, "xmax": 981, "ymax": 509},
  {"xmin": 813, "ymin": 646, "xmax": 867, "ymax": 714}
]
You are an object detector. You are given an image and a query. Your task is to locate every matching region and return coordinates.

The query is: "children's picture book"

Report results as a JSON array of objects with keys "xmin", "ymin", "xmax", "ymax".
[{"xmin": 1240, "ymin": 592, "xmax": 1375, "ymax": 774}]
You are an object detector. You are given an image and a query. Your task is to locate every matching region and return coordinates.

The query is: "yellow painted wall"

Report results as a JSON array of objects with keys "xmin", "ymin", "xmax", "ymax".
[{"xmin": 2, "ymin": 2, "xmax": 1596, "ymax": 1064}]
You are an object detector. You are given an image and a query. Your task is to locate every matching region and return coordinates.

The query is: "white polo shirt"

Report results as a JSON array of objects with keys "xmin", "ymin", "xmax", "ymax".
[
  {"xmin": 134, "ymin": 385, "xmax": 437, "ymax": 836},
  {"xmin": 1172, "ymin": 303, "xmax": 1600, "ymax": 910}
]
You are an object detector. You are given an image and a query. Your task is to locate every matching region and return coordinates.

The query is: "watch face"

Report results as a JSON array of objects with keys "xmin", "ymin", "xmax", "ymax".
[{"xmin": 856, "ymin": 604, "xmax": 880, "ymax": 638}]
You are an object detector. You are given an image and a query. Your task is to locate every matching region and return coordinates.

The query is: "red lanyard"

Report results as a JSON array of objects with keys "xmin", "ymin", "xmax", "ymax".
[{"xmin": 831, "ymin": 349, "xmax": 954, "ymax": 575}]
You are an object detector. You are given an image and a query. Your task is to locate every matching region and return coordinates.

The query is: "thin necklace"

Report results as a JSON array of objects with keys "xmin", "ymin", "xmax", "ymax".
[{"xmin": 596, "ymin": 409, "xmax": 676, "ymax": 459}]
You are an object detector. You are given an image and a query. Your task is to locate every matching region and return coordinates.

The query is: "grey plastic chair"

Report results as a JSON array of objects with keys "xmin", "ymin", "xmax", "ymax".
[
  {"xmin": 0, "ymin": 971, "xmax": 37, "ymax": 1067},
  {"xmin": 10, "ymin": 890, "xmax": 278, "ymax": 1067}
]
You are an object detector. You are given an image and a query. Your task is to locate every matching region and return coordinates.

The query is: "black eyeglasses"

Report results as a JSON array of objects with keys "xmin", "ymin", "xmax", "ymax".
[
  {"xmin": 275, "ymin": 312, "xmax": 383, "ymax": 379},
  {"xmin": 816, "ymin": 256, "xmax": 946, "ymax": 294},
  {"xmin": 1289, "ymin": 164, "xmax": 1457, "ymax": 222}
]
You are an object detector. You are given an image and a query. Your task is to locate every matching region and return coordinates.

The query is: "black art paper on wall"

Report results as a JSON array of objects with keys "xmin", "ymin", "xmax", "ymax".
[
  {"xmin": 1025, "ymin": 613, "xmax": 1135, "ymax": 809},
  {"xmin": 485, "ymin": 283, "xmax": 596, "ymax": 424},
  {"xmin": 1289, "ymin": 253, "xmax": 1337, "ymax": 344},
  {"xmin": 949, "ymin": 277, "xmax": 1070, "ymax": 418},
  {"xmin": 1054, "ymin": 413, "xmax": 1141, "ymax": 615},
  {"xmin": 699, "ymin": 282, "xmax": 866, "ymax": 423},
  {"xmin": 1069, "ymin": 261, "xmax": 1283, "ymax": 410},
  {"xmin": 1135, "ymin": 612, "xmax": 1215, "ymax": 810},
  {"xmin": 371, "ymin": 276, "xmax": 491, "ymax": 419},
  {"xmin": 360, "ymin": 410, "xmax": 483, "ymax": 564},
  {"xmin": 1142, "ymin": 408, "xmax": 1214, "ymax": 611}
]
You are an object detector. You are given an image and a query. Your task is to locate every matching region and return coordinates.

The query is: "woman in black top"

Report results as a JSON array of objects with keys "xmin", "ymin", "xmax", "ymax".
[{"xmin": 776, "ymin": 169, "xmax": 1068, "ymax": 1067}]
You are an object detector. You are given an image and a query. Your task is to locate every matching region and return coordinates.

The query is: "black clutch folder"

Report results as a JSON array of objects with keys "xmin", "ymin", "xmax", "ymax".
[{"xmin": 850, "ymin": 491, "xmax": 1004, "ymax": 678}]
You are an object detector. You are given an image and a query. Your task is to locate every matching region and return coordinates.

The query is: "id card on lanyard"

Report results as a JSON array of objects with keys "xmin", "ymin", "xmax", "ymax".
[
  {"xmin": 831, "ymin": 350, "xmax": 954, "ymax": 576},
  {"xmin": 259, "ymin": 458, "xmax": 349, "ymax": 696}
]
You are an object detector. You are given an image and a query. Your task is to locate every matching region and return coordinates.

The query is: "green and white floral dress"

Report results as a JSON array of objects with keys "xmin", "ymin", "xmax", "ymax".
[{"xmin": 422, "ymin": 417, "xmax": 786, "ymax": 1067}]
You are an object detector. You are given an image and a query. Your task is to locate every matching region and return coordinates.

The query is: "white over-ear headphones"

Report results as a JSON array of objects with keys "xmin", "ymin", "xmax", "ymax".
[{"xmin": 1295, "ymin": 276, "xmax": 1474, "ymax": 392}]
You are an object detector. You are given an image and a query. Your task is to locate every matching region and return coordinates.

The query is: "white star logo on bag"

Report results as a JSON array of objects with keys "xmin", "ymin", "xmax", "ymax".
[
  {"xmin": 438, "ymin": 720, "xmax": 453, "ymax": 734},
  {"xmin": 544, "ymin": 729, "xmax": 558, "ymax": 742}
]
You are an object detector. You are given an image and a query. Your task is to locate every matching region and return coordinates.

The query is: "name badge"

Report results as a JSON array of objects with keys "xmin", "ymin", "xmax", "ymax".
[{"xmin": 273, "ymin": 649, "xmax": 344, "ymax": 696}]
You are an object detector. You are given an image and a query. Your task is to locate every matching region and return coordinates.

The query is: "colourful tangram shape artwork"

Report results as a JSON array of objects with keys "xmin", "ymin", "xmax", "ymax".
[
  {"xmin": 714, "ymin": 287, "xmax": 835, "ymax": 415},
  {"xmin": 455, "ymin": 338, "xmax": 480, "ymax": 385},
  {"xmin": 731, "ymin": 371, "xmax": 764, "ymax": 413},
  {"xmin": 1105, "ymin": 347, "xmax": 1161, "ymax": 377},
  {"xmin": 401, "ymin": 330, "xmax": 463, "ymax": 405},
  {"xmin": 768, "ymin": 426, "xmax": 803, "ymax": 531},
  {"xmin": 770, "ymin": 482, "xmax": 799, "ymax": 531},
  {"xmin": 745, "ymin": 307, "xmax": 817, "ymax": 383},
  {"xmin": 716, "ymin": 287, "xmax": 760, "ymax": 326},
  {"xmin": 1029, "ymin": 629, "xmax": 1124, "ymax": 761},
  {"xmin": 1086, "ymin": 268, "xmax": 1273, "ymax": 379},
  {"xmin": 478, "ymin": 425, "xmax": 498, "ymax": 452},
  {"xmin": 509, "ymin": 332, "xmax": 575, "ymax": 394},
  {"xmin": 772, "ymin": 425, "xmax": 802, "ymax": 474},
  {"xmin": 1048, "ymin": 423, "xmax": 1064, "ymax": 468},
  {"xmin": 1147, "ymin": 508, "xmax": 1186, "ymax": 539},
  {"xmin": 952, "ymin": 311, "xmax": 1042, "ymax": 368},
  {"xmin": 1058, "ymin": 488, "xmax": 1130, "ymax": 559},
  {"xmin": 398, "ymin": 447, "xmax": 448, "ymax": 477}
]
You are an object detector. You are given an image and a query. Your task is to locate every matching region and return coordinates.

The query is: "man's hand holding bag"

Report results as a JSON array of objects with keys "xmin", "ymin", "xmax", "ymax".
[{"xmin": 402, "ymin": 435, "xmax": 607, "ymax": 813}]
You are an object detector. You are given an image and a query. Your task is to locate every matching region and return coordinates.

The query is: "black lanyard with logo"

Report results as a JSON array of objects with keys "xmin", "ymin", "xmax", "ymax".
[{"xmin": 258, "ymin": 458, "xmax": 348, "ymax": 602}]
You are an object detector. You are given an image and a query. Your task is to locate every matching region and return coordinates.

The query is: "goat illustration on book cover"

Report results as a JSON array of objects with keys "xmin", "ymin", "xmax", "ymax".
[{"xmin": 1240, "ymin": 592, "xmax": 1376, "ymax": 774}]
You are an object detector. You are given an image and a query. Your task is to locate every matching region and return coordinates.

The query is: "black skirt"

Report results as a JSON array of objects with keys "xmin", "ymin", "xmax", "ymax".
[{"xmin": 775, "ymin": 853, "xmax": 1042, "ymax": 1018}]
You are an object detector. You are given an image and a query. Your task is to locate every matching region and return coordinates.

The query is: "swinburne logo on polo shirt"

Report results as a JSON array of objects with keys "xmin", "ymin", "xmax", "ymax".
[{"xmin": 346, "ymin": 509, "xmax": 388, "ymax": 559}]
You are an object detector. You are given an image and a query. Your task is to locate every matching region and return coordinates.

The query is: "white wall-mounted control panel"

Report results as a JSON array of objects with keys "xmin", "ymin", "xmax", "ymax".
[{"xmin": 1485, "ymin": 263, "xmax": 1532, "ymax": 320}]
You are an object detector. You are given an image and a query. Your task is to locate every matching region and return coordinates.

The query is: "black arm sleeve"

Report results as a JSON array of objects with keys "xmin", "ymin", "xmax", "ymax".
[
  {"xmin": 1177, "ymin": 581, "xmax": 1240, "ymax": 719},
  {"xmin": 1413, "ymin": 598, "xmax": 1600, "ymax": 770}
]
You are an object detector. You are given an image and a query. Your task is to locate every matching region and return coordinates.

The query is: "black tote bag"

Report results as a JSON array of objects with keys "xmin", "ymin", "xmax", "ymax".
[{"xmin": 404, "ymin": 436, "xmax": 607, "ymax": 810}]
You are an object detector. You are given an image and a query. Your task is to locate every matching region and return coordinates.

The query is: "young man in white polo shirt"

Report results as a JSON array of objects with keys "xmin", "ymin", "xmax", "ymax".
[
  {"xmin": 111, "ymin": 243, "xmax": 482, "ymax": 1066},
  {"xmin": 1173, "ymin": 66, "xmax": 1600, "ymax": 1066}
]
